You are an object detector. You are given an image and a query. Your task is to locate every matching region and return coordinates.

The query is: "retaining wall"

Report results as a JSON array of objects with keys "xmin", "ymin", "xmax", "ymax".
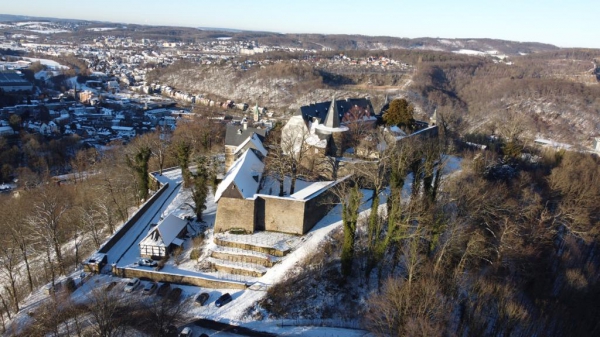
[
  {"xmin": 210, "ymin": 251, "xmax": 275, "ymax": 267},
  {"xmin": 213, "ymin": 237, "xmax": 289, "ymax": 257},
  {"xmin": 209, "ymin": 263, "xmax": 265, "ymax": 278},
  {"xmin": 113, "ymin": 266, "xmax": 247, "ymax": 289},
  {"xmin": 98, "ymin": 174, "xmax": 169, "ymax": 255}
]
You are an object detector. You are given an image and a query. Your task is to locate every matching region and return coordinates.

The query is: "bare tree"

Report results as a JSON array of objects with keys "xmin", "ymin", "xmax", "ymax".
[
  {"xmin": 85, "ymin": 288, "xmax": 130, "ymax": 337},
  {"xmin": 280, "ymin": 118, "xmax": 313, "ymax": 195},
  {"xmin": 69, "ymin": 147, "xmax": 98, "ymax": 184},
  {"xmin": 0, "ymin": 197, "xmax": 35, "ymax": 293},
  {"xmin": 143, "ymin": 127, "xmax": 172, "ymax": 175},
  {"xmin": 365, "ymin": 270, "xmax": 450, "ymax": 337},
  {"xmin": 26, "ymin": 186, "xmax": 71, "ymax": 280},
  {"xmin": 76, "ymin": 203, "xmax": 104, "ymax": 249},
  {"xmin": 139, "ymin": 296, "xmax": 187, "ymax": 337},
  {"xmin": 0, "ymin": 242, "xmax": 21, "ymax": 313},
  {"xmin": 263, "ymin": 144, "xmax": 289, "ymax": 197}
]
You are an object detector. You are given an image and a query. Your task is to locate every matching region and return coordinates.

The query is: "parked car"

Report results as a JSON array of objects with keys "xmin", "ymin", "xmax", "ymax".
[
  {"xmin": 157, "ymin": 282, "xmax": 170, "ymax": 296},
  {"xmin": 142, "ymin": 282, "xmax": 157, "ymax": 295},
  {"xmin": 167, "ymin": 287, "xmax": 182, "ymax": 302},
  {"xmin": 215, "ymin": 293, "xmax": 232, "ymax": 307},
  {"xmin": 139, "ymin": 258, "xmax": 157, "ymax": 267},
  {"xmin": 104, "ymin": 281, "xmax": 118, "ymax": 292},
  {"xmin": 194, "ymin": 292, "xmax": 210, "ymax": 306},
  {"xmin": 178, "ymin": 327, "xmax": 192, "ymax": 337},
  {"xmin": 124, "ymin": 278, "xmax": 140, "ymax": 293}
]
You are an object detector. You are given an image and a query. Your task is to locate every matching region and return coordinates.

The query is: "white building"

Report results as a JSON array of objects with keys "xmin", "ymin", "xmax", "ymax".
[{"xmin": 139, "ymin": 214, "xmax": 189, "ymax": 258}]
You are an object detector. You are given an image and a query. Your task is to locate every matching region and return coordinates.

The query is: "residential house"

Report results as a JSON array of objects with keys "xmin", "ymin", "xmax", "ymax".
[{"xmin": 139, "ymin": 214, "xmax": 189, "ymax": 258}]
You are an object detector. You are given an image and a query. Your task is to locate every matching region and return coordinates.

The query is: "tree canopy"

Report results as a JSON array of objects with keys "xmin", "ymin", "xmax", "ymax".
[{"xmin": 383, "ymin": 98, "xmax": 416, "ymax": 131}]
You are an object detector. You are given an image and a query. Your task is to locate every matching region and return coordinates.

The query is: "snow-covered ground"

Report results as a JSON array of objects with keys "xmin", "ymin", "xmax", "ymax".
[
  {"xmin": 13, "ymin": 21, "xmax": 70, "ymax": 34},
  {"xmin": 9, "ymin": 156, "xmax": 462, "ymax": 335},
  {"xmin": 87, "ymin": 27, "xmax": 116, "ymax": 32},
  {"xmin": 23, "ymin": 57, "xmax": 69, "ymax": 69},
  {"xmin": 453, "ymin": 49, "xmax": 487, "ymax": 56},
  {"xmin": 34, "ymin": 70, "xmax": 58, "ymax": 80}
]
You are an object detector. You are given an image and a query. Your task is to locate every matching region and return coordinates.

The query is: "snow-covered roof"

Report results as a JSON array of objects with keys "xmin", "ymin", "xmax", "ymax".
[
  {"xmin": 139, "ymin": 214, "xmax": 188, "ymax": 248},
  {"xmin": 305, "ymin": 133, "xmax": 327, "ymax": 148},
  {"xmin": 215, "ymin": 149, "xmax": 264, "ymax": 202},
  {"xmin": 534, "ymin": 138, "xmax": 572, "ymax": 150},
  {"xmin": 234, "ymin": 133, "xmax": 268, "ymax": 157},
  {"xmin": 289, "ymin": 180, "xmax": 335, "ymax": 200},
  {"xmin": 0, "ymin": 125, "xmax": 14, "ymax": 135},
  {"xmin": 314, "ymin": 123, "xmax": 349, "ymax": 133}
]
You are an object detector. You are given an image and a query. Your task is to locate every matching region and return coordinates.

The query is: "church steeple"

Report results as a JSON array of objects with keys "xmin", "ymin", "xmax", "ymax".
[
  {"xmin": 324, "ymin": 96, "xmax": 340, "ymax": 128},
  {"xmin": 430, "ymin": 109, "xmax": 438, "ymax": 126},
  {"xmin": 253, "ymin": 103, "xmax": 259, "ymax": 121}
]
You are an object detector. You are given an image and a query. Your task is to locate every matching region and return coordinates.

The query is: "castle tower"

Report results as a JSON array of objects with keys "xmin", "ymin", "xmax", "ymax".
[{"xmin": 315, "ymin": 96, "xmax": 348, "ymax": 157}]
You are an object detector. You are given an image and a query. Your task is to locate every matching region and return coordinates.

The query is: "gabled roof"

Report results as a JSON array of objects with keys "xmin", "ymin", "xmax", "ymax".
[
  {"xmin": 234, "ymin": 133, "xmax": 268, "ymax": 157},
  {"xmin": 224, "ymin": 124, "xmax": 267, "ymax": 147},
  {"xmin": 139, "ymin": 214, "xmax": 188, "ymax": 248},
  {"xmin": 215, "ymin": 149, "xmax": 264, "ymax": 202}
]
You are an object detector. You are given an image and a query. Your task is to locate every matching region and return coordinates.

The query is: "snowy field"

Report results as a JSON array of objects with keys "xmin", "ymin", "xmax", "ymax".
[
  {"xmin": 87, "ymin": 27, "xmax": 116, "ymax": 32},
  {"xmin": 23, "ymin": 57, "xmax": 69, "ymax": 69}
]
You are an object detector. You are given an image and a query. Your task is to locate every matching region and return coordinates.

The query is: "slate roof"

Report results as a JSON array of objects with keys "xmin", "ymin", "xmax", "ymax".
[
  {"xmin": 139, "ymin": 214, "xmax": 188, "ymax": 248},
  {"xmin": 224, "ymin": 124, "xmax": 267, "ymax": 147},
  {"xmin": 0, "ymin": 71, "xmax": 28, "ymax": 83},
  {"xmin": 323, "ymin": 97, "xmax": 341, "ymax": 128},
  {"xmin": 234, "ymin": 133, "xmax": 268, "ymax": 157},
  {"xmin": 297, "ymin": 98, "xmax": 375, "ymax": 124},
  {"xmin": 0, "ymin": 71, "xmax": 33, "ymax": 89}
]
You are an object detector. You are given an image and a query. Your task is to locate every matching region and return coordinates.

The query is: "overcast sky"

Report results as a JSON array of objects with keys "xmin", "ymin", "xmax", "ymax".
[{"xmin": 2, "ymin": 0, "xmax": 597, "ymax": 48}]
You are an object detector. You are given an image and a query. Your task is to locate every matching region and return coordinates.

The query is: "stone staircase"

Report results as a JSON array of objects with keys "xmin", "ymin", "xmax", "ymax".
[{"xmin": 208, "ymin": 232, "xmax": 294, "ymax": 278}]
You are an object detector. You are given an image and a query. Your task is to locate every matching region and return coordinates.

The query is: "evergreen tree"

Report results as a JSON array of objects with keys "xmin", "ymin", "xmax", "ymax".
[
  {"xmin": 383, "ymin": 98, "xmax": 416, "ymax": 132},
  {"xmin": 126, "ymin": 146, "xmax": 151, "ymax": 202},
  {"xmin": 341, "ymin": 184, "xmax": 362, "ymax": 278},
  {"xmin": 175, "ymin": 141, "xmax": 191, "ymax": 187},
  {"xmin": 190, "ymin": 156, "xmax": 210, "ymax": 221}
]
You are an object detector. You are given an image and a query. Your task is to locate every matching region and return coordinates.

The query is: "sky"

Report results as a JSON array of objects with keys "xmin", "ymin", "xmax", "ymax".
[{"xmin": 2, "ymin": 0, "xmax": 598, "ymax": 48}]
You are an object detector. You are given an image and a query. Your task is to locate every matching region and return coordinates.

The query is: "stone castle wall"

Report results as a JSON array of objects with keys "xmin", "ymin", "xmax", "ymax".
[{"xmin": 214, "ymin": 197, "xmax": 256, "ymax": 234}]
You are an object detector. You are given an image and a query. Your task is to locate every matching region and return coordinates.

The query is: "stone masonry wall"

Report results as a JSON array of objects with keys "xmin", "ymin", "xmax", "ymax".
[
  {"xmin": 261, "ymin": 196, "xmax": 307, "ymax": 235},
  {"xmin": 214, "ymin": 197, "xmax": 256, "ymax": 234},
  {"xmin": 302, "ymin": 188, "xmax": 338, "ymax": 233},
  {"xmin": 114, "ymin": 266, "xmax": 247, "ymax": 289}
]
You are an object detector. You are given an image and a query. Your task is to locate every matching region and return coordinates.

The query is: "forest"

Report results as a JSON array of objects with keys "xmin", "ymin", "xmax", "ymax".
[
  {"xmin": 0, "ymin": 113, "xmax": 223, "ymax": 334},
  {"xmin": 260, "ymin": 129, "xmax": 600, "ymax": 337}
]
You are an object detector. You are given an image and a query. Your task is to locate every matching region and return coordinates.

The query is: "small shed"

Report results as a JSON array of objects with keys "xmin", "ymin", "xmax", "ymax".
[
  {"xmin": 139, "ymin": 214, "xmax": 189, "ymax": 258},
  {"xmin": 82, "ymin": 253, "xmax": 107, "ymax": 273}
]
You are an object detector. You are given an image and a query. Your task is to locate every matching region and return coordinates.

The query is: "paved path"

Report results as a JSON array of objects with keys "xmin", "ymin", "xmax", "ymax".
[{"xmin": 104, "ymin": 168, "xmax": 184, "ymax": 267}]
